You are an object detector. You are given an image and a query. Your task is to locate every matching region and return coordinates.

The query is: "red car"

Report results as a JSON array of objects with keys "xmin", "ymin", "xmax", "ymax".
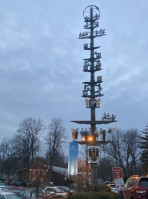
[{"xmin": 123, "ymin": 175, "xmax": 148, "ymax": 199}]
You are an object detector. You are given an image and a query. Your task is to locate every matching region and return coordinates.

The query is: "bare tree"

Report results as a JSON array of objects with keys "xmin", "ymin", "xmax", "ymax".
[
  {"xmin": 45, "ymin": 118, "xmax": 67, "ymax": 181},
  {"xmin": 32, "ymin": 157, "xmax": 48, "ymax": 199},
  {"xmin": 0, "ymin": 140, "xmax": 6, "ymax": 178},
  {"xmin": 16, "ymin": 117, "xmax": 44, "ymax": 180},
  {"xmin": 72, "ymin": 159, "xmax": 91, "ymax": 192},
  {"xmin": 105, "ymin": 129, "xmax": 141, "ymax": 180},
  {"xmin": 0, "ymin": 138, "xmax": 18, "ymax": 178},
  {"xmin": 140, "ymin": 123, "xmax": 148, "ymax": 174},
  {"xmin": 97, "ymin": 157, "xmax": 114, "ymax": 182}
]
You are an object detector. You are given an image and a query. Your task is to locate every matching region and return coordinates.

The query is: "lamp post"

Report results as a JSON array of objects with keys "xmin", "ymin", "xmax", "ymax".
[{"xmin": 71, "ymin": 5, "xmax": 117, "ymax": 190}]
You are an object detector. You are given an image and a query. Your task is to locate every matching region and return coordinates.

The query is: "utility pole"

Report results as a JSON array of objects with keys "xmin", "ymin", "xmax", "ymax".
[{"xmin": 71, "ymin": 5, "xmax": 117, "ymax": 190}]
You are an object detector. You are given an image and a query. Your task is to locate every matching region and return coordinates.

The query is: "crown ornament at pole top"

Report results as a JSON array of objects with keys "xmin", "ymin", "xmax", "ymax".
[{"xmin": 83, "ymin": 5, "xmax": 100, "ymax": 20}]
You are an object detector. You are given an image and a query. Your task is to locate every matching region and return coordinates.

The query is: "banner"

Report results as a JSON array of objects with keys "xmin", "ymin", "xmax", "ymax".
[
  {"xmin": 112, "ymin": 167, "xmax": 125, "ymax": 191},
  {"xmin": 68, "ymin": 140, "xmax": 78, "ymax": 176}
]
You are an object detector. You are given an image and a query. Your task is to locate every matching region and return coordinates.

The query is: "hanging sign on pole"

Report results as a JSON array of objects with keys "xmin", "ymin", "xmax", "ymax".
[
  {"xmin": 88, "ymin": 146, "xmax": 100, "ymax": 163},
  {"xmin": 112, "ymin": 167, "xmax": 125, "ymax": 191}
]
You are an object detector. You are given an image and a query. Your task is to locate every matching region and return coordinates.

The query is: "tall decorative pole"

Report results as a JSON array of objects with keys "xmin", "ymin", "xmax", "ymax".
[{"xmin": 71, "ymin": 5, "xmax": 117, "ymax": 190}]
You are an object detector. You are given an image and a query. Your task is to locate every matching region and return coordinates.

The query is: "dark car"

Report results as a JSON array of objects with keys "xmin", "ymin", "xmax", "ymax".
[
  {"xmin": 16, "ymin": 180, "xmax": 31, "ymax": 187},
  {"xmin": 123, "ymin": 175, "xmax": 148, "ymax": 199}
]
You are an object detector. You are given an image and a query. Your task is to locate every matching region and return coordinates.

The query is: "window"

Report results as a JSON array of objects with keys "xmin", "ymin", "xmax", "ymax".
[
  {"xmin": 46, "ymin": 188, "xmax": 56, "ymax": 193},
  {"xmin": 125, "ymin": 178, "xmax": 137, "ymax": 188},
  {"xmin": 0, "ymin": 195, "xmax": 5, "ymax": 199},
  {"xmin": 125, "ymin": 179, "xmax": 131, "ymax": 187},
  {"xmin": 139, "ymin": 178, "xmax": 148, "ymax": 187},
  {"xmin": 130, "ymin": 179, "xmax": 136, "ymax": 187}
]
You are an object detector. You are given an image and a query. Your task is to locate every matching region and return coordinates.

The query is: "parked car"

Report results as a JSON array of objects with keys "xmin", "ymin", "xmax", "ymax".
[
  {"xmin": 3, "ymin": 188, "xmax": 37, "ymax": 199},
  {"xmin": 16, "ymin": 180, "xmax": 31, "ymax": 187},
  {"xmin": 5, "ymin": 186, "xmax": 25, "ymax": 191},
  {"xmin": 4, "ymin": 190, "xmax": 30, "ymax": 199},
  {"xmin": 0, "ymin": 182, "xmax": 8, "ymax": 192},
  {"xmin": 9, "ymin": 181, "xmax": 17, "ymax": 186},
  {"xmin": 4, "ymin": 179, "xmax": 12, "ymax": 185},
  {"xmin": 107, "ymin": 183, "xmax": 118, "ymax": 193},
  {"xmin": 0, "ymin": 191, "xmax": 20, "ymax": 199},
  {"xmin": 123, "ymin": 175, "xmax": 148, "ymax": 199},
  {"xmin": 41, "ymin": 186, "xmax": 69, "ymax": 198},
  {"xmin": 105, "ymin": 181, "xmax": 112, "ymax": 185}
]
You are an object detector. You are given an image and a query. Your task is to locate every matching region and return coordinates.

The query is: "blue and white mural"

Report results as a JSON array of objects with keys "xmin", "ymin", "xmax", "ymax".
[{"xmin": 68, "ymin": 140, "xmax": 78, "ymax": 176}]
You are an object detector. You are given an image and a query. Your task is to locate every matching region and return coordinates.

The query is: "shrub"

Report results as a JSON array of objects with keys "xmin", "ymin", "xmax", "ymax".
[
  {"xmin": 98, "ymin": 192, "xmax": 120, "ymax": 199},
  {"xmin": 81, "ymin": 184, "xmax": 111, "ymax": 192},
  {"xmin": 70, "ymin": 191, "xmax": 120, "ymax": 199},
  {"xmin": 98, "ymin": 184, "xmax": 111, "ymax": 192}
]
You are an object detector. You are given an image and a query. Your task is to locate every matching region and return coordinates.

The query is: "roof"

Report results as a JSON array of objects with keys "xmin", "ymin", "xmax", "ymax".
[
  {"xmin": 52, "ymin": 166, "xmax": 68, "ymax": 176},
  {"xmin": 16, "ymin": 166, "xmax": 68, "ymax": 177}
]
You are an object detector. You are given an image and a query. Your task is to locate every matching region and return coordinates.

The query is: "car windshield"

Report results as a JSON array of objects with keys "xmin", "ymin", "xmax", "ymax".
[
  {"xmin": 139, "ymin": 178, "xmax": 148, "ymax": 187},
  {"xmin": 4, "ymin": 194, "xmax": 19, "ymax": 199},
  {"xmin": 26, "ymin": 191, "xmax": 36, "ymax": 198},
  {"xmin": 6, "ymin": 190, "xmax": 30, "ymax": 198},
  {"xmin": 24, "ymin": 191, "xmax": 31, "ymax": 198}
]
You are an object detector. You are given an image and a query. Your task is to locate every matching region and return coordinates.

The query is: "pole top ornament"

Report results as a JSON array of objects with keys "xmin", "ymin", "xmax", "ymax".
[{"xmin": 83, "ymin": 5, "xmax": 100, "ymax": 19}]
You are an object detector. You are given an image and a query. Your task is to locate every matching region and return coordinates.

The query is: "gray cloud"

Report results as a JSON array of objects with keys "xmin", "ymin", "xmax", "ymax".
[{"xmin": 0, "ymin": 0, "xmax": 148, "ymax": 141}]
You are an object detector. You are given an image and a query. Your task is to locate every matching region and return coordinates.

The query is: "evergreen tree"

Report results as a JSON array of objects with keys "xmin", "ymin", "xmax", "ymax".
[{"xmin": 140, "ymin": 123, "xmax": 148, "ymax": 174}]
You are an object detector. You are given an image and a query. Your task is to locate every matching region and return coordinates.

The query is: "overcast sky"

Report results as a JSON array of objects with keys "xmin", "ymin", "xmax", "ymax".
[{"xmin": 0, "ymin": 0, "xmax": 148, "ymax": 143}]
